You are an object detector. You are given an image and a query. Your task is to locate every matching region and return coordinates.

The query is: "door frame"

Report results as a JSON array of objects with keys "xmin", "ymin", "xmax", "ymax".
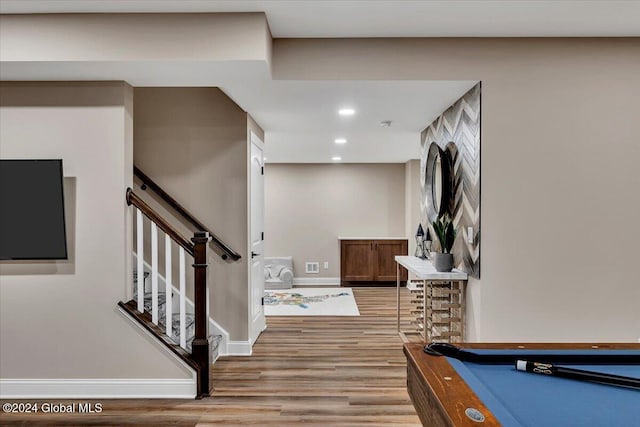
[{"xmin": 248, "ymin": 131, "xmax": 266, "ymax": 345}]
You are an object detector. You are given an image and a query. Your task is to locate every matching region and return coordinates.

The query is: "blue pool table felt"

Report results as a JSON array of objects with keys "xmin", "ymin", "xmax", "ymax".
[{"xmin": 448, "ymin": 349, "xmax": 640, "ymax": 427}]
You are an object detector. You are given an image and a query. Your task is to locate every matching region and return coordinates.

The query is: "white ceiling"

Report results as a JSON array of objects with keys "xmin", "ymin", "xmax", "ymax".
[
  {"xmin": 2, "ymin": 0, "xmax": 634, "ymax": 163},
  {"xmin": 247, "ymin": 80, "xmax": 478, "ymax": 163},
  {"xmin": 1, "ymin": 0, "xmax": 639, "ymax": 37}
]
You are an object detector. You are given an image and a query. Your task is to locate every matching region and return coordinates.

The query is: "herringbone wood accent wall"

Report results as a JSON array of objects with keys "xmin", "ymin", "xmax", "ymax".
[{"xmin": 421, "ymin": 83, "xmax": 480, "ymax": 278}]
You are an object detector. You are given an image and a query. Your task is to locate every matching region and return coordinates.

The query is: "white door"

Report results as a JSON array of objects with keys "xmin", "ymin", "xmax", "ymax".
[{"xmin": 249, "ymin": 132, "xmax": 266, "ymax": 344}]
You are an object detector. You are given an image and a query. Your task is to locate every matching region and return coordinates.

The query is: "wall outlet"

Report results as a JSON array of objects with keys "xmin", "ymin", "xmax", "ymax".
[
  {"xmin": 305, "ymin": 262, "xmax": 320, "ymax": 274},
  {"xmin": 323, "ymin": 261, "xmax": 329, "ymax": 269}
]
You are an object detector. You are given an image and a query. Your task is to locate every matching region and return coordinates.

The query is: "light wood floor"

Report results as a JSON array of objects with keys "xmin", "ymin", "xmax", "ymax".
[{"xmin": 0, "ymin": 287, "xmax": 421, "ymax": 426}]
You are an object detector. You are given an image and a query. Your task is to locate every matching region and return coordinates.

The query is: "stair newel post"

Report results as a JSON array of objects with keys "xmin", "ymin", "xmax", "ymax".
[{"xmin": 191, "ymin": 231, "xmax": 211, "ymax": 398}]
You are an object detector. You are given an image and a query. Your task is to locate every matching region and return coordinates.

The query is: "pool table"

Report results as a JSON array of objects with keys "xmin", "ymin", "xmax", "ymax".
[{"xmin": 404, "ymin": 343, "xmax": 640, "ymax": 427}]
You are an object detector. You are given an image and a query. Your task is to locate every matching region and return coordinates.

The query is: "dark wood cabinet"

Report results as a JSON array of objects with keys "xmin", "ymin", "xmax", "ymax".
[
  {"xmin": 341, "ymin": 240, "xmax": 374, "ymax": 281},
  {"xmin": 340, "ymin": 239, "xmax": 408, "ymax": 285}
]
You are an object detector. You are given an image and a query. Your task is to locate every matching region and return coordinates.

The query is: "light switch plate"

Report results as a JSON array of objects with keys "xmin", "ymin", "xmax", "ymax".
[{"xmin": 467, "ymin": 227, "xmax": 474, "ymax": 243}]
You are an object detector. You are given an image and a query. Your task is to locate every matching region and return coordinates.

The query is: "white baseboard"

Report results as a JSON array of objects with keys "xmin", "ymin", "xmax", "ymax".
[
  {"xmin": 226, "ymin": 340, "xmax": 253, "ymax": 356},
  {"xmin": 209, "ymin": 320, "xmax": 255, "ymax": 357},
  {"xmin": 292, "ymin": 277, "xmax": 340, "ymax": 286},
  {"xmin": 264, "ymin": 281, "xmax": 292, "ymax": 290},
  {"xmin": 0, "ymin": 378, "xmax": 196, "ymax": 399}
]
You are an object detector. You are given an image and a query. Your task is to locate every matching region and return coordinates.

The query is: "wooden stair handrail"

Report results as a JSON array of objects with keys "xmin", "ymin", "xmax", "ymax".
[
  {"xmin": 133, "ymin": 166, "xmax": 241, "ymax": 262},
  {"xmin": 126, "ymin": 188, "xmax": 194, "ymax": 257}
]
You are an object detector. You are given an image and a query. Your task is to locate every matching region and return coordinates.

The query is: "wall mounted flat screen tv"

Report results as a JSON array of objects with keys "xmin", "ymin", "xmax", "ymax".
[{"xmin": 0, "ymin": 159, "xmax": 68, "ymax": 260}]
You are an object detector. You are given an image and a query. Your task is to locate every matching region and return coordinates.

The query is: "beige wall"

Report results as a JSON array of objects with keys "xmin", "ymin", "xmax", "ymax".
[
  {"xmin": 404, "ymin": 159, "xmax": 422, "ymax": 258},
  {"xmin": 264, "ymin": 163, "xmax": 406, "ymax": 278},
  {"xmin": 1, "ymin": 21, "xmax": 637, "ymax": 353},
  {"xmin": 273, "ymin": 38, "xmax": 640, "ymax": 342},
  {"xmin": 0, "ymin": 82, "xmax": 192, "ymax": 381},
  {"xmin": 248, "ymin": 114, "xmax": 265, "ymax": 142},
  {"xmin": 0, "ymin": 13, "xmax": 270, "ymax": 62},
  {"xmin": 134, "ymin": 87, "xmax": 251, "ymax": 341}
]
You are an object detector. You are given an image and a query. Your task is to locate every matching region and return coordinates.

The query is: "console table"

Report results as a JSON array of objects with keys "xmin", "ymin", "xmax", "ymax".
[{"xmin": 395, "ymin": 256, "xmax": 468, "ymax": 343}]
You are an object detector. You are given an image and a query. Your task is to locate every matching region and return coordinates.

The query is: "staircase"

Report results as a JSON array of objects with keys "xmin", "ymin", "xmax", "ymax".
[
  {"xmin": 119, "ymin": 197, "xmax": 212, "ymax": 397},
  {"xmin": 118, "ymin": 167, "xmax": 241, "ymax": 398},
  {"xmin": 118, "ymin": 168, "xmax": 242, "ymax": 399}
]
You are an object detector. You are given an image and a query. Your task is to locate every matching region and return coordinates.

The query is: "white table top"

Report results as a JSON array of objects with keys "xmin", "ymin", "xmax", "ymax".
[
  {"xmin": 395, "ymin": 255, "xmax": 468, "ymax": 280},
  {"xmin": 338, "ymin": 237, "xmax": 408, "ymax": 240}
]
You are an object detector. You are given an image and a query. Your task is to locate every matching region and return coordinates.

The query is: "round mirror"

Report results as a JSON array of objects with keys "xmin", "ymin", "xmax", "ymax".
[
  {"xmin": 425, "ymin": 142, "xmax": 452, "ymax": 223},
  {"xmin": 433, "ymin": 156, "xmax": 442, "ymax": 214}
]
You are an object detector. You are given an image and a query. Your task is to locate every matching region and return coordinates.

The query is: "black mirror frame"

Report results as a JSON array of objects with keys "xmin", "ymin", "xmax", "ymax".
[{"xmin": 424, "ymin": 142, "xmax": 453, "ymax": 223}]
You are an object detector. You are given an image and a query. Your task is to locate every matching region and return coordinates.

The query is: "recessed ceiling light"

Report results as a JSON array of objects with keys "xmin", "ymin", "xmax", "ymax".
[
  {"xmin": 338, "ymin": 108, "xmax": 355, "ymax": 116},
  {"xmin": 332, "ymin": 156, "xmax": 342, "ymax": 161},
  {"xmin": 334, "ymin": 138, "xmax": 347, "ymax": 144}
]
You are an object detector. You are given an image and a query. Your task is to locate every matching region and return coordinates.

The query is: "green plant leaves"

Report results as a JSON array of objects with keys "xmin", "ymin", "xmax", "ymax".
[
  {"xmin": 445, "ymin": 221, "xmax": 456, "ymax": 253},
  {"xmin": 432, "ymin": 215, "xmax": 457, "ymax": 254}
]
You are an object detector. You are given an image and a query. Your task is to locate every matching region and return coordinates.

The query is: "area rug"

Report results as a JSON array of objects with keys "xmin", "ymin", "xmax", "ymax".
[{"xmin": 264, "ymin": 287, "xmax": 360, "ymax": 316}]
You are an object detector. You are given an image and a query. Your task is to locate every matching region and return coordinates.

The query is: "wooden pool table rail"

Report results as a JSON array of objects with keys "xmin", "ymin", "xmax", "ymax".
[{"xmin": 404, "ymin": 343, "xmax": 640, "ymax": 427}]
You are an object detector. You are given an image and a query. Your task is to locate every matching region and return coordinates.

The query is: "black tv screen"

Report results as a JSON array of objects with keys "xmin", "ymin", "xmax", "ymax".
[{"xmin": 0, "ymin": 159, "xmax": 68, "ymax": 260}]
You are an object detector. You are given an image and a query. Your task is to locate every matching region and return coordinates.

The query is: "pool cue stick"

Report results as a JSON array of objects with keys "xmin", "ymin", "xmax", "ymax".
[
  {"xmin": 423, "ymin": 342, "xmax": 640, "ymax": 365},
  {"xmin": 516, "ymin": 360, "xmax": 640, "ymax": 390}
]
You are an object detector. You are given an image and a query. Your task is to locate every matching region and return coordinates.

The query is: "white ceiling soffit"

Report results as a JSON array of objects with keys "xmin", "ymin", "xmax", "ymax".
[
  {"xmin": 1, "ymin": 1, "xmax": 639, "ymax": 37},
  {"xmin": 0, "ymin": 58, "xmax": 475, "ymax": 163}
]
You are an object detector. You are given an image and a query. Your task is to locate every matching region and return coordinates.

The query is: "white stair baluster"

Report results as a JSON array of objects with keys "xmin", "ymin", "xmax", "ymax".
[
  {"xmin": 165, "ymin": 235, "xmax": 172, "ymax": 337},
  {"xmin": 151, "ymin": 222, "xmax": 159, "ymax": 324},
  {"xmin": 136, "ymin": 209, "xmax": 144, "ymax": 313},
  {"xmin": 179, "ymin": 248, "xmax": 187, "ymax": 350}
]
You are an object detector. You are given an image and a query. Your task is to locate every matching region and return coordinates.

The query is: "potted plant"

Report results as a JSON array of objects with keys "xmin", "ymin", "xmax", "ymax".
[{"xmin": 432, "ymin": 215, "xmax": 456, "ymax": 272}]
